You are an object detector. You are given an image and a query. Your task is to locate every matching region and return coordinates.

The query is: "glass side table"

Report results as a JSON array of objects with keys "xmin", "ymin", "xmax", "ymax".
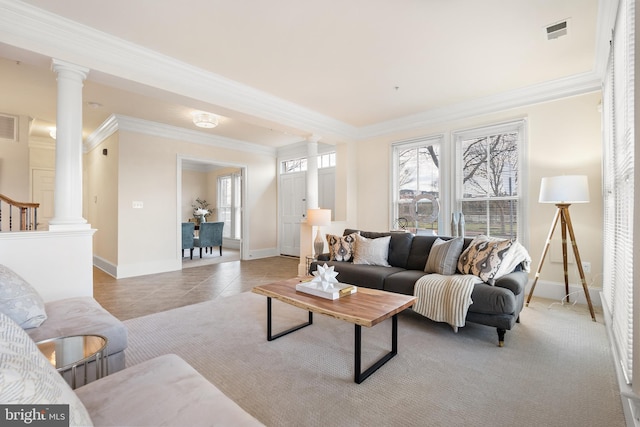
[
  {"xmin": 36, "ymin": 335, "xmax": 108, "ymax": 389},
  {"xmin": 305, "ymin": 255, "xmax": 317, "ymax": 276}
]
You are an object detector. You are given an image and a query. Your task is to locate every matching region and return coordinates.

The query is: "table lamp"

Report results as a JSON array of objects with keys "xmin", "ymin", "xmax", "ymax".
[
  {"xmin": 307, "ymin": 209, "xmax": 331, "ymax": 258},
  {"xmin": 525, "ymin": 175, "xmax": 596, "ymax": 320}
]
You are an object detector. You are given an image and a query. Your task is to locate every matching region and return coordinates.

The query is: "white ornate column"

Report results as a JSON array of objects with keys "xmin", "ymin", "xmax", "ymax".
[
  {"xmin": 298, "ymin": 135, "xmax": 322, "ymax": 276},
  {"xmin": 49, "ymin": 59, "xmax": 90, "ymax": 230},
  {"xmin": 306, "ymin": 134, "xmax": 320, "ymax": 210}
]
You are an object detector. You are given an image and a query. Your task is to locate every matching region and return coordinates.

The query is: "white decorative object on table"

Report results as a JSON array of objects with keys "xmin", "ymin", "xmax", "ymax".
[
  {"xmin": 296, "ymin": 263, "xmax": 357, "ymax": 299},
  {"xmin": 195, "ymin": 208, "xmax": 209, "ymax": 223},
  {"xmin": 312, "ymin": 263, "xmax": 339, "ymax": 290}
]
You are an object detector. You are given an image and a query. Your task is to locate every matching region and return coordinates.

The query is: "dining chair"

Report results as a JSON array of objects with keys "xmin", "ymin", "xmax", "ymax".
[
  {"xmin": 194, "ymin": 222, "xmax": 224, "ymax": 258},
  {"xmin": 181, "ymin": 222, "xmax": 195, "ymax": 259}
]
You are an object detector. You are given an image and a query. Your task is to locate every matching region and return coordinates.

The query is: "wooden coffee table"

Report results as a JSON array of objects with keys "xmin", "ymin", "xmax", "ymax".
[{"xmin": 252, "ymin": 278, "xmax": 416, "ymax": 384}]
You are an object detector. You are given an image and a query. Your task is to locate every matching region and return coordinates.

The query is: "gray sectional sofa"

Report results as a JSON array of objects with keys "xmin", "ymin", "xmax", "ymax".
[{"xmin": 310, "ymin": 229, "xmax": 530, "ymax": 346}]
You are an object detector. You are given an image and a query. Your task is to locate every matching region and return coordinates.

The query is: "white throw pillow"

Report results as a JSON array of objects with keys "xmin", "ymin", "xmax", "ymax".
[
  {"xmin": 0, "ymin": 264, "xmax": 47, "ymax": 329},
  {"xmin": 353, "ymin": 235, "xmax": 391, "ymax": 267},
  {"xmin": 424, "ymin": 237, "xmax": 464, "ymax": 275},
  {"xmin": 0, "ymin": 312, "xmax": 94, "ymax": 426}
]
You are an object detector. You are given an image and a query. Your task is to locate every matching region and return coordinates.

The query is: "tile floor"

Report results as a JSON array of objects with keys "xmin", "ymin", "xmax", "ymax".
[{"xmin": 93, "ymin": 256, "xmax": 301, "ymax": 320}]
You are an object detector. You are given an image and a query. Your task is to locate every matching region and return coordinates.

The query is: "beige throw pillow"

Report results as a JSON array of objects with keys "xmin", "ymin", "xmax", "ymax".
[
  {"xmin": 424, "ymin": 237, "xmax": 464, "ymax": 275},
  {"xmin": 326, "ymin": 233, "xmax": 358, "ymax": 262},
  {"xmin": 457, "ymin": 235, "xmax": 513, "ymax": 283},
  {"xmin": 352, "ymin": 234, "xmax": 391, "ymax": 267}
]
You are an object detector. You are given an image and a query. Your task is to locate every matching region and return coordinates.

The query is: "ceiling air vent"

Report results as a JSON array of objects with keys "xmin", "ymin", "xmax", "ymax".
[
  {"xmin": 0, "ymin": 114, "xmax": 17, "ymax": 141},
  {"xmin": 545, "ymin": 20, "xmax": 568, "ymax": 40}
]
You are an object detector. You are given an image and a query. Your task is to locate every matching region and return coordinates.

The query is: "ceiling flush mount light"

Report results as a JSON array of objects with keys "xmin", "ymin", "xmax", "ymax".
[{"xmin": 192, "ymin": 112, "xmax": 218, "ymax": 129}]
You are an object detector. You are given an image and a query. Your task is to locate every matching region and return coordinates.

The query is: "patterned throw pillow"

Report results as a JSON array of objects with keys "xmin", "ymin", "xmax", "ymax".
[
  {"xmin": 352, "ymin": 234, "xmax": 391, "ymax": 267},
  {"xmin": 424, "ymin": 237, "xmax": 464, "ymax": 275},
  {"xmin": 0, "ymin": 312, "xmax": 94, "ymax": 426},
  {"xmin": 457, "ymin": 235, "xmax": 513, "ymax": 283},
  {"xmin": 326, "ymin": 233, "xmax": 358, "ymax": 261},
  {"xmin": 0, "ymin": 264, "xmax": 47, "ymax": 329}
]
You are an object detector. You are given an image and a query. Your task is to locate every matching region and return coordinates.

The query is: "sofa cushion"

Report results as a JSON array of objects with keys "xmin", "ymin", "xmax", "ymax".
[
  {"xmin": 383, "ymin": 270, "xmax": 428, "ymax": 295},
  {"xmin": 343, "ymin": 229, "xmax": 413, "ymax": 268},
  {"xmin": 26, "ymin": 297, "xmax": 128, "ymax": 357},
  {"xmin": 466, "ymin": 282, "xmax": 517, "ymax": 315},
  {"xmin": 353, "ymin": 235, "xmax": 391, "ymax": 266},
  {"xmin": 406, "ymin": 235, "xmax": 440, "ymax": 271},
  {"xmin": 0, "ymin": 264, "xmax": 47, "ymax": 329},
  {"xmin": 424, "ymin": 237, "xmax": 464, "ymax": 275},
  {"xmin": 457, "ymin": 235, "xmax": 513, "ymax": 283},
  {"xmin": 0, "ymin": 312, "xmax": 94, "ymax": 426},
  {"xmin": 311, "ymin": 261, "xmax": 404, "ymax": 290},
  {"xmin": 326, "ymin": 233, "xmax": 358, "ymax": 262},
  {"xmin": 75, "ymin": 354, "xmax": 263, "ymax": 426}
]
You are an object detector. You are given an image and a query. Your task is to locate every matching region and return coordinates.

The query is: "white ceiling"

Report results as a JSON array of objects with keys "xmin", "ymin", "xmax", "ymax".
[{"xmin": 0, "ymin": 0, "xmax": 603, "ymax": 148}]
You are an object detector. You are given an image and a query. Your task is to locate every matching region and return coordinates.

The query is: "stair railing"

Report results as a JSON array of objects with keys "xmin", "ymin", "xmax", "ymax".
[{"xmin": 0, "ymin": 194, "xmax": 39, "ymax": 231}]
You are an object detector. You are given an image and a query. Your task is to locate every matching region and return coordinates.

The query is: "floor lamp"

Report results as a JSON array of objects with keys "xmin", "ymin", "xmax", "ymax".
[
  {"xmin": 525, "ymin": 175, "xmax": 596, "ymax": 321},
  {"xmin": 307, "ymin": 209, "xmax": 332, "ymax": 258}
]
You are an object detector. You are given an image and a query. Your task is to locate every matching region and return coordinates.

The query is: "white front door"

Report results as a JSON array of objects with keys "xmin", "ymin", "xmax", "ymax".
[
  {"xmin": 32, "ymin": 168, "xmax": 55, "ymax": 230},
  {"xmin": 280, "ymin": 172, "xmax": 306, "ymax": 256}
]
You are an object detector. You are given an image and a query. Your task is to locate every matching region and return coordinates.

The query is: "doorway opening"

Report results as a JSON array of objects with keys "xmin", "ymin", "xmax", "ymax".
[{"xmin": 178, "ymin": 156, "xmax": 247, "ymax": 268}]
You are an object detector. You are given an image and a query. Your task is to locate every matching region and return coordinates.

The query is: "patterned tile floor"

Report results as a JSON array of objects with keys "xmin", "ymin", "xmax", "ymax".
[{"xmin": 93, "ymin": 256, "xmax": 301, "ymax": 320}]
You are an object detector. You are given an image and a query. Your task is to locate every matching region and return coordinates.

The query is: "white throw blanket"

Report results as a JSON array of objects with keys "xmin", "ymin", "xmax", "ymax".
[{"xmin": 413, "ymin": 274, "xmax": 483, "ymax": 332}]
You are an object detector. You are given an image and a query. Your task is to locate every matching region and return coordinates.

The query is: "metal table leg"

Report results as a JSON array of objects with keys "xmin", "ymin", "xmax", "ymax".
[
  {"xmin": 266, "ymin": 297, "xmax": 313, "ymax": 341},
  {"xmin": 354, "ymin": 314, "xmax": 398, "ymax": 384}
]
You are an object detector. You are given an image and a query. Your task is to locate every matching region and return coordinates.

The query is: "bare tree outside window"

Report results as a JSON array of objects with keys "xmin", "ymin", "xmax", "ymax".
[
  {"xmin": 460, "ymin": 131, "xmax": 520, "ymax": 239},
  {"xmin": 395, "ymin": 142, "xmax": 440, "ymax": 234}
]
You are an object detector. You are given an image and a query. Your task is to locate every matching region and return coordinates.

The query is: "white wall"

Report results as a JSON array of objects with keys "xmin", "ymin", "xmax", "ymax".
[
  {"xmin": 0, "ymin": 114, "xmax": 30, "ymax": 230},
  {"xmin": 181, "ymin": 169, "xmax": 209, "ymax": 222},
  {"xmin": 108, "ymin": 129, "xmax": 278, "ymax": 278},
  {"xmin": 0, "ymin": 230, "xmax": 95, "ymax": 302},
  {"xmin": 352, "ymin": 92, "xmax": 603, "ymax": 302}
]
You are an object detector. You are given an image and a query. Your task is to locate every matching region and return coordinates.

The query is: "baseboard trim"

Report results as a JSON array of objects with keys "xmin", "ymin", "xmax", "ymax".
[
  {"xmin": 245, "ymin": 247, "xmax": 279, "ymax": 260},
  {"xmin": 93, "ymin": 255, "xmax": 117, "ymax": 278},
  {"xmin": 524, "ymin": 279, "xmax": 602, "ymax": 307}
]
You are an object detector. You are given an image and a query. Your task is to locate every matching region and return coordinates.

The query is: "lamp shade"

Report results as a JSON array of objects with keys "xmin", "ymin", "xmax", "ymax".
[
  {"xmin": 539, "ymin": 175, "xmax": 590, "ymax": 203},
  {"xmin": 306, "ymin": 209, "xmax": 331, "ymax": 226}
]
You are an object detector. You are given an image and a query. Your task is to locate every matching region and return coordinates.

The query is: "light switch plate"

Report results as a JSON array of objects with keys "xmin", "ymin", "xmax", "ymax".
[{"xmin": 132, "ymin": 201, "xmax": 143, "ymax": 209}]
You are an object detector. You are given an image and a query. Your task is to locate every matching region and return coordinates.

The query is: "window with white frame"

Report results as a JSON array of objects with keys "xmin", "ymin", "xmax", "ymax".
[
  {"xmin": 453, "ymin": 120, "xmax": 526, "ymax": 241},
  {"xmin": 392, "ymin": 136, "xmax": 443, "ymax": 234},
  {"xmin": 217, "ymin": 173, "xmax": 242, "ymax": 239},
  {"xmin": 280, "ymin": 152, "xmax": 335, "ymax": 174}
]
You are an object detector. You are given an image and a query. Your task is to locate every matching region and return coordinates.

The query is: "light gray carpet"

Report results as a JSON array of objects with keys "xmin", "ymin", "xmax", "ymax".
[{"xmin": 124, "ymin": 292, "xmax": 625, "ymax": 427}]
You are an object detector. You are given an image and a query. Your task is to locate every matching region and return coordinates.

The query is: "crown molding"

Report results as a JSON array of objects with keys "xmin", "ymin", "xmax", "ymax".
[
  {"xmin": 0, "ymin": 0, "xmax": 358, "ymax": 142},
  {"xmin": 84, "ymin": 114, "xmax": 119, "ymax": 152},
  {"xmin": 84, "ymin": 114, "xmax": 277, "ymax": 157},
  {"xmin": 0, "ymin": 0, "xmax": 609, "ymax": 145},
  {"xmin": 358, "ymin": 71, "xmax": 602, "ymax": 140}
]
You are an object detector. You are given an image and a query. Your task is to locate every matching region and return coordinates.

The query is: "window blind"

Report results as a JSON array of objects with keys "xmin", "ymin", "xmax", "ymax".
[{"xmin": 602, "ymin": 0, "xmax": 635, "ymax": 384}]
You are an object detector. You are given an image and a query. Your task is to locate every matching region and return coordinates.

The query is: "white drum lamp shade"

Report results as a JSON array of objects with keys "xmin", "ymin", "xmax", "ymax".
[
  {"xmin": 307, "ymin": 209, "xmax": 331, "ymax": 257},
  {"xmin": 539, "ymin": 175, "xmax": 590, "ymax": 204}
]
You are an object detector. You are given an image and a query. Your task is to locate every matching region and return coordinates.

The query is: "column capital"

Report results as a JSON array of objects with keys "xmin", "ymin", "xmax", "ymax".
[
  {"xmin": 306, "ymin": 134, "xmax": 321, "ymax": 144},
  {"xmin": 51, "ymin": 58, "xmax": 90, "ymax": 80}
]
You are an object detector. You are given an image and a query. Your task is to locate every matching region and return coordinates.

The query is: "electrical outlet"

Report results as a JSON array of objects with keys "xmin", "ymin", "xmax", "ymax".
[{"xmin": 581, "ymin": 261, "xmax": 591, "ymax": 274}]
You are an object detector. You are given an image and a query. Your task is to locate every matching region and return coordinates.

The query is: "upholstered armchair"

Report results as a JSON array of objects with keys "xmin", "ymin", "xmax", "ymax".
[
  {"xmin": 194, "ymin": 222, "xmax": 224, "ymax": 258},
  {"xmin": 181, "ymin": 222, "xmax": 195, "ymax": 259}
]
